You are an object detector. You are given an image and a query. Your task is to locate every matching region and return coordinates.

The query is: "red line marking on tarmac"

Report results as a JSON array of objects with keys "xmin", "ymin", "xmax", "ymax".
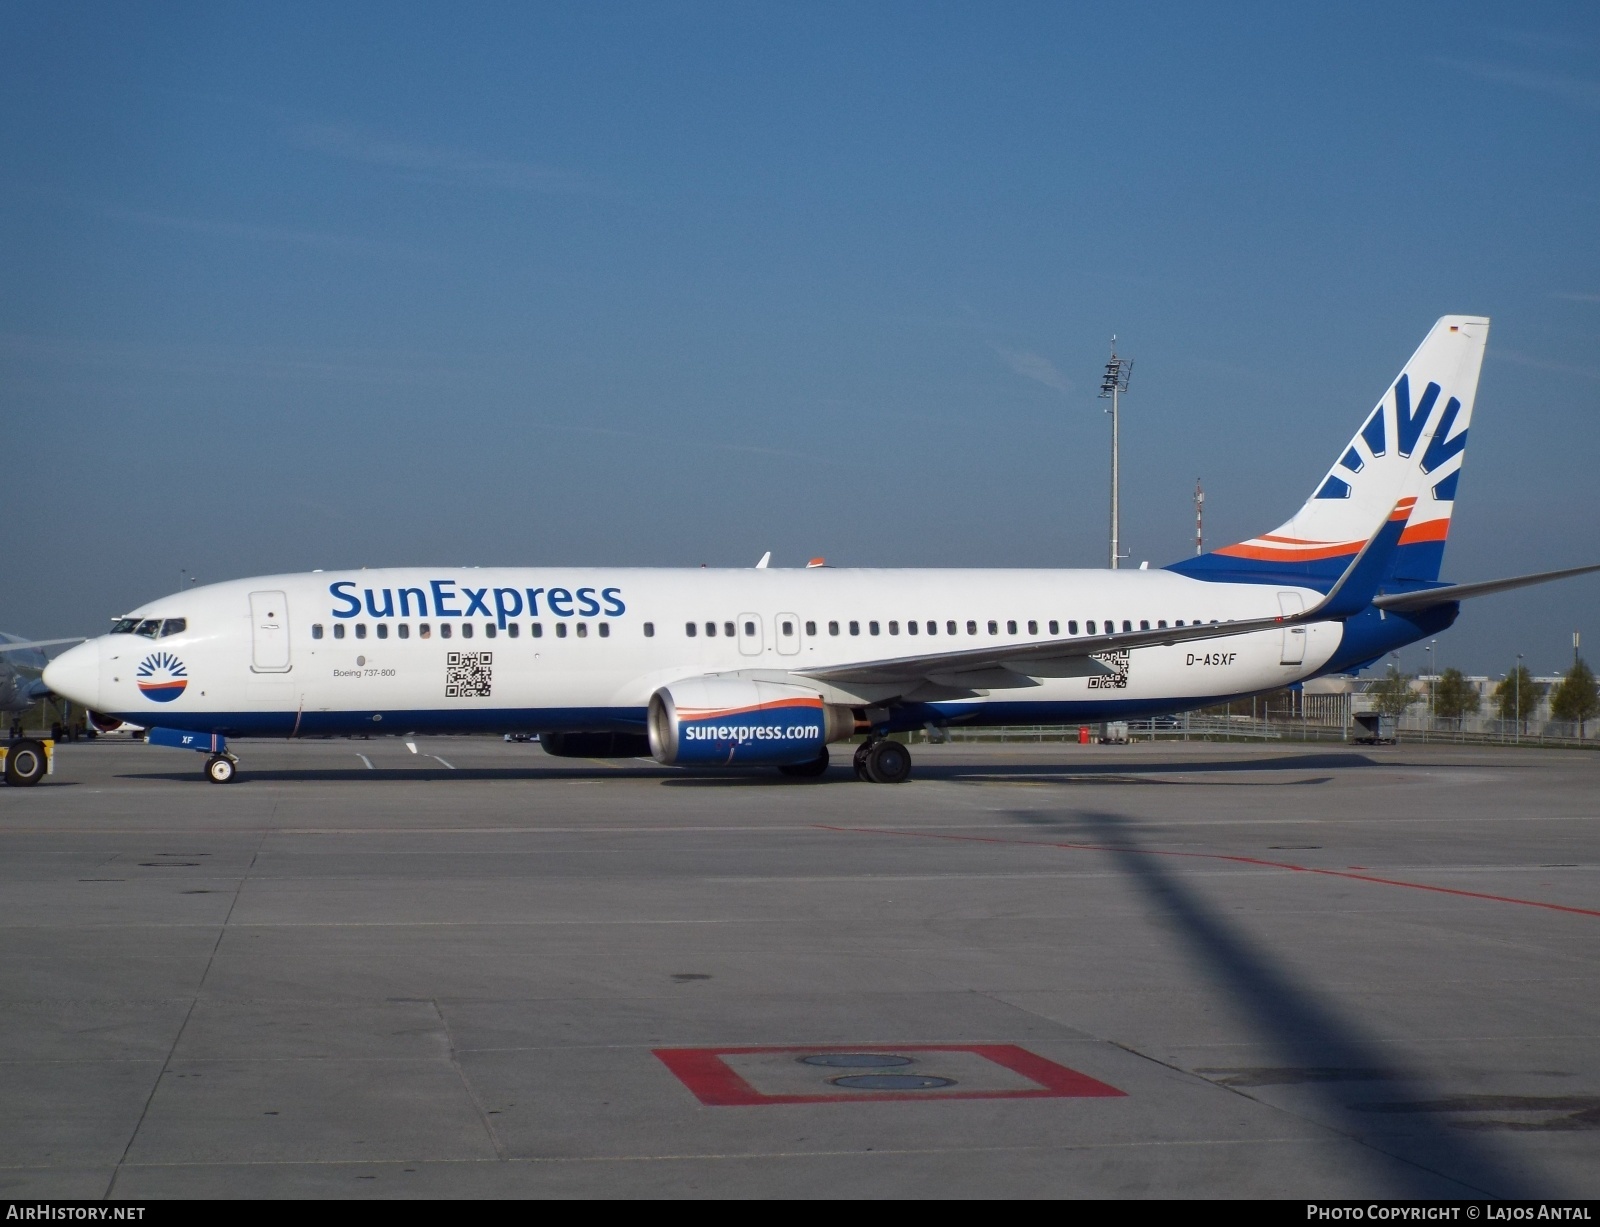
[{"xmin": 815, "ymin": 826, "xmax": 1600, "ymax": 919}]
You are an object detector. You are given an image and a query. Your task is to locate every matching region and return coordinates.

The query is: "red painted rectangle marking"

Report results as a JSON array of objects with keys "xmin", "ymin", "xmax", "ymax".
[{"xmin": 653, "ymin": 1044, "xmax": 1125, "ymax": 1105}]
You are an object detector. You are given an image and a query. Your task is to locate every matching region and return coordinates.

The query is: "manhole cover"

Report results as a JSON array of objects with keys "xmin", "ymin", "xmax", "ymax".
[
  {"xmin": 799, "ymin": 1053, "xmax": 914, "ymax": 1068},
  {"xmin": 830, "ymin": 1074, "xmax": 956, "ymax": 1090}
]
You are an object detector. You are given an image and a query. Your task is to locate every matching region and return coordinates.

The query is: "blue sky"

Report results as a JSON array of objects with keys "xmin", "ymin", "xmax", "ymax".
[{"xmin": 2, "ymin": 1, "xmax": 1597, "ymax": 675}]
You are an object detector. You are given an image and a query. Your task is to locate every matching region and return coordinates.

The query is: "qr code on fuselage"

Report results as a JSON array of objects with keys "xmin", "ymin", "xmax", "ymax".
[
  {"xmin": 1086, "ymin": 649, "xmax": 1130, "ymax": 690},
  {"xmin": 445, "ymin": 651, "xmax": 492, "ymax": 698}
]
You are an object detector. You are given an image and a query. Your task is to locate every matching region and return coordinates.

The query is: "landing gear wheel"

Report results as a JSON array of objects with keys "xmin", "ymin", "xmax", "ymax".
[
  {"xmin": 205, "ymin": 755, "xmax": 236, "ymax": 784},
  {"xmin": 864, "ymin": 739, "xmax": 912, "ymax": 784},
  {"xmin": 853, "ymin": 742, "xmax": 872, "ymax": 781},
  {"xmin": 4, "ymin": 739, "xmax": 46, "ymax": 787},
  {"xmin": 778, "ymin": 748, "xmax": 829, "ymax": 778}
]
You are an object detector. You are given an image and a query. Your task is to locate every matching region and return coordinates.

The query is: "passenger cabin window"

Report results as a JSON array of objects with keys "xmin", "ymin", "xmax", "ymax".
[
  {"xmin": 484, "ymin": 624, "xmax": 496, "ymax": 638},
  {"xmin": 888, "ymin": 621, "xmax": 899, "ymax": 635},
  {"xmin": 377, "ymin": 623, "xmax": 389, "ymax": 639},
  {"xmin": 1068, "ymin": 621, "xmax": 1078, "ymax": 634},
  {"xmin": 440, "ymin": 624, "xmax": 452, "ymax": 639},
  {"xmin": 355, "ymin": 624, "xmax": 367, "ymax": 639},
  {"xmin": 869, "ymin": 621, "xmax": 880, "ymax": 635},
  {"xmin": 947, "ymin": 621, "xmax": 957, "ymax": 635},
  {"xmin": 1028, "ymin": 620, "xmax": 1038, "ymax": 635},
  {"xmin": 420, "ymin": 623, "xmax": 431, "ymax": 638},
  {"xmin": 1140, "ymin": 620, "xmax": 1150, "ymax": 631},
  {"xmin": 849, "ymin": 621, "xmax": 860, "ymax": 636},
  {"xmin": 967, "ymin": 621, "xmax": 977, "ymax": 635},
  {"xmin": 312, "ymin": 624, "xmax": 324, "ymax": 640},
  {"xmin": 828, "ymin": 621, "xmax": 839, "ymax": 635},
  {"xmin": 644, "ymin": 622, "xmax": 655, "ymax": 637},
  {"xmin": 1007, "ymin": 620, "xmax": 1017, "ymax": 634},
  {"xmin": 686, "ymin": 622, "xmax": 697, "ymax": 637},
  {"xmin": 1086, "ymin": 621, "xmax": 1095, "ymax": 634},
  {"xmin": 507, "ymin": 623, "xmax": 519, "ymax": 638},
  {"xmin": 987, "ymin": 621, "xmax": 998, "ymax": 635},
  {"xmin": 1123, "ymin": 620, "xmax": 1132, "ymax": 633},
  {"xmin": 929, "ymin": 621, "xmax": 939, "ymax": 635},
  {"xmin": 531, "ymin": 623, "xmax": 543, "ymax": 638},
  {"xmin": 160, "ymin": 618, "xmax": 186, "ymax": 637},
  {"xmin": 334, "ymin": 624, "xmax": 347, "ymax": 640},
  {"xmin": 805, "ymin": 621, "xmax": 816, "ymax": 636},
  {"xmin": 460, "ymin": 623, "xmax": 473, "ymax": 639},
  {"xmin": 781, "ymin": 620, "xmax": 793, "ymax": 636},
  {"xmin": 1047, "ymin": 620, "xmax": 1057, "ymax": 635},
  {"xmin": 556, "ymin": 623, "xmax": 568, "ymax": 638},
  {"xmin": 399, "ymin": 624, "xmax": 411, "ymax": 639},
  {"xmin": 705, "ymin": 622, "xmax": 716, "ymax": 637},
  {"xmin": 598, "ymin": 623, "xmax": 609, "ymax": 638},
  {"xmin": 576, "ymin": 623, "xmax": 588, "ymax": 638},
  {"xmin": 743, "ymin": 621, "xmax": 755, "ymax": 637},
  {"xmin": 1157, "ymin": 620, "xmax": 1167, "ymax": 629},
  {"xmin": 906, "ymin": 620, "xmax": 917, "ymax": 635},
  {"xmin": 723, "ymin": 622, "xmax": 735, "ymax": 638}
]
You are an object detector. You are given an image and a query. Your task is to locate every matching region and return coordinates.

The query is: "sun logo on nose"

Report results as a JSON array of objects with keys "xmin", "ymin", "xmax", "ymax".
[{"xmin": 136, "ymin": 651, "xmax": 188, "ymax": 703}]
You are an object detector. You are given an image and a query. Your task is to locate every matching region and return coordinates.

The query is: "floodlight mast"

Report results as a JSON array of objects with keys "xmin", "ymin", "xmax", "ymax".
[{"xmin": 1099, "ymin": 340, "xmax": 1133, "ymax": 569}]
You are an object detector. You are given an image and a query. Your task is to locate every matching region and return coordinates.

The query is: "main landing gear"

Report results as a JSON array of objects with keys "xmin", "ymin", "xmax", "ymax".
[
  {"xmin": 853, "ymin": 738, "xmax": 912, "ymax": 784},
  {"xmin": 205, "ymin": 754, "xmax": 238, "ymax": 784}
]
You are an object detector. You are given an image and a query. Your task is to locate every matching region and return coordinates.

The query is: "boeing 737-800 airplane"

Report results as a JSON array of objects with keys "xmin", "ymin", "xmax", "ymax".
[{"xmin": 37, "ymin": 316, "xmax": 1600, "ymax": 785}]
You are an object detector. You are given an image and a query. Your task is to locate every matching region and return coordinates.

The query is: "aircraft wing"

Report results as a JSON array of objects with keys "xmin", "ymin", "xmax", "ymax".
[
  {"xmin": 0, "ymin": 637, "xmax": 86, "ymax": 655},
  {"xmin": 802, "ymin": 499, "xmax": 1414, "ymax": 689},
  {"xmin": 1372, "ymin": 563, "xmax": 1600, "ymax": 613}
]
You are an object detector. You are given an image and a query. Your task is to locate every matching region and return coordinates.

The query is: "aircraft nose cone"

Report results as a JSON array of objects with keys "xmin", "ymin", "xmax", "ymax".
[{"xmin": 43, "ymin": 641, "xmax": 101, "ymax": 711}]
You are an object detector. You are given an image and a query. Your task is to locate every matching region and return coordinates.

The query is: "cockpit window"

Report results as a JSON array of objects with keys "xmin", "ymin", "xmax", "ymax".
[
  {"xmin": 135, "ymin": 619, "xmax": 161, "ymax": 638},
  {"xmin": 111, "ymin": 618, "xmax": 140, "ymax": 634},
  {"xmin": 160, "ymin": 618, "xmax": 186, "ymax": 637}
]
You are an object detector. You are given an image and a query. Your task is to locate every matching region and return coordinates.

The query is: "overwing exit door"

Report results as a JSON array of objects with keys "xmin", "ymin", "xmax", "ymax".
[{"xmin": 249, "ymin": 591, "xmax": 292, "ymax": 673}]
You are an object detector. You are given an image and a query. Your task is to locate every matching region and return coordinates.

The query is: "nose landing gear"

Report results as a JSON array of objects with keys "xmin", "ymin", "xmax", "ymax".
[{"xmin": 205, "ymin": 754, "xmax": 238, "ymax": 784}]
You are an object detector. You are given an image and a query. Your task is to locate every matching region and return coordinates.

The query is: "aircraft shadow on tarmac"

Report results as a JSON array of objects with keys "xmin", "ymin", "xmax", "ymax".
[{"xmin": 1010, "ymin": 806, "xmax": 1541, "ymax": 1197}]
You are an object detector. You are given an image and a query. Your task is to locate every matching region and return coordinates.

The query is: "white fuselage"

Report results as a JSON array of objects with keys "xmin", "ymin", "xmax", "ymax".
[{"xmin": 44, "ymin": 566, "xmax": 1342, "ymax": 739}]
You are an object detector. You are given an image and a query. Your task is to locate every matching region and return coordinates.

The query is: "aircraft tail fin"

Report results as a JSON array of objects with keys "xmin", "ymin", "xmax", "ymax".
[{"xmin": 1169, "ymin": 315, "xmax": 1488, "ymax": 588}]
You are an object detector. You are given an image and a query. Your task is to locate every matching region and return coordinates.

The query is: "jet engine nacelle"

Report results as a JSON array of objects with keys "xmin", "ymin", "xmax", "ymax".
[{"xmin": 648, "ymin": 677, "xmax": 859, "ymax": 767}]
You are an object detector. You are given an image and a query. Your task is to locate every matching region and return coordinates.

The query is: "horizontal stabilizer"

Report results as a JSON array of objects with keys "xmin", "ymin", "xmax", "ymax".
[{"xmin": 1373, "ymin": 562, "xmax": 1600, "ymax": 612}]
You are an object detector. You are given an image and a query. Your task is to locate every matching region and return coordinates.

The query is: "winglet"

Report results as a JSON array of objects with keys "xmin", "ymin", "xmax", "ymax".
[{"xmin": 1310, "ymin": 498, "xmax": 1414, "ymax": 620}]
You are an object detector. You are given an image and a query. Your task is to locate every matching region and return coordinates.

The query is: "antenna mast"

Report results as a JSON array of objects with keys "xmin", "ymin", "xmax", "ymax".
[{"xmin": 1194, "ymin": 478, "xmax": 1204, "ymax": 555}]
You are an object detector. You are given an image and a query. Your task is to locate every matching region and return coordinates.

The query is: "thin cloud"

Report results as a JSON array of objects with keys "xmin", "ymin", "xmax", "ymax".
[
  {"xmin": 1434, "ymin": 57, "xmax": 1600, "ymax": 110},
  {"xmin": 1493, "ymin": 348, "xmax": 1600, "ymax": 383},
  {"xmin": 993, "ymin": 346, "xmax": 1072, "ymax": 394},
  {"xmin": 295, "ymin": 123, "xmax": 592, "ymax": 194},
  {"xmin": 103, "ymin": 207, "xmax": 443, "ymax": 263}
]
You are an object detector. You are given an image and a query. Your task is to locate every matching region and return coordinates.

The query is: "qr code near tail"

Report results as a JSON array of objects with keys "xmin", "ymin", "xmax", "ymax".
[{"xmin": 445, "ymin": 651, "xmax": 492, "ymax": 698}]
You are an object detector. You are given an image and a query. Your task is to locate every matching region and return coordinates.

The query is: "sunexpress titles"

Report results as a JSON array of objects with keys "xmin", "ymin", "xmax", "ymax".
[{"xmin": 329, "ymin": 580, "xmax": 626, "ymax": 630}]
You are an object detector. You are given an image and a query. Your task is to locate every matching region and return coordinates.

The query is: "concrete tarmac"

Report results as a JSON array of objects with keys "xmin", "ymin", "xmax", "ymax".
[{"xmin": 1, "ymin": 736, "xmax": 1597, "ymax": 1199}]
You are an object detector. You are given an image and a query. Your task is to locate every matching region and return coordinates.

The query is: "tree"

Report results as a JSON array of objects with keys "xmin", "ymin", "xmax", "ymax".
[
  {"xmin": 1550, "ymin": 658, "xmax": 1599, "ymax": 735},
  {"xmin": 1493, "ymin": 665, "xmax": 1544, "ymax": 725},
  {"xmin": 1370, "ymin": 666, "xmax": 1420, "ymax": 718},
  {"xmin": 1432, "ymin": 667, "xmax": 1480, "ymax": 724}
]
